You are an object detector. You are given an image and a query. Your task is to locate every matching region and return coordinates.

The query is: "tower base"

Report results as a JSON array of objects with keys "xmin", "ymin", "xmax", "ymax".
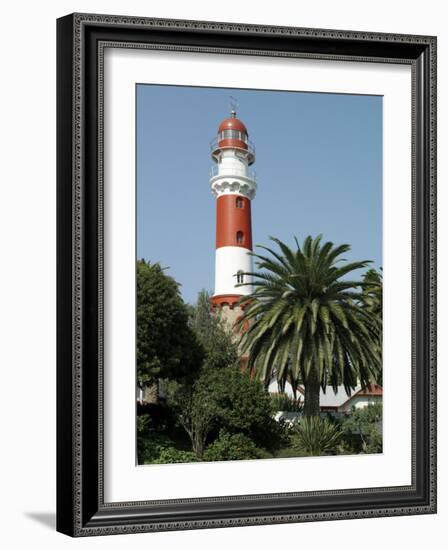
[
  {"xmin": 210, "ymin": 295, "xmax": 253, "ymax": 375},
  {"xmin": 210, "ymin": 294, "xmax": 244, "ymax": 331},
  {"xmin": 210, "ymin": 294, "xmax": 250, "ymax": 338},
  {"xmin": 210, "ymin": 294, "xmax": 243, "ymax": 310}
]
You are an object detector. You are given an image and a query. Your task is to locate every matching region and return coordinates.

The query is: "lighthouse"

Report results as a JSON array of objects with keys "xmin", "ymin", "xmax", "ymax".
[{"xmin": 209, "ymin": 109, "xmax": 257, "ymax": 325}]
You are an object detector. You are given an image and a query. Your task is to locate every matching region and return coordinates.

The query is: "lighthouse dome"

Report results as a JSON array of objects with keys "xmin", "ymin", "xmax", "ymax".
[
  {"xmin": 218, "ymin": 116, "xmax": 248, "ymax": 135},
  {"xmin": 216, "ymin": 111, "xmax": 250, "ymax": 154}
]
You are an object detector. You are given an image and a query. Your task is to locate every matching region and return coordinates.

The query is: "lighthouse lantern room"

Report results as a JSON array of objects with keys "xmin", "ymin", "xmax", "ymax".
[{"xmin": 210, "ymin": 110, "xmax": 257, "ymax": 320}]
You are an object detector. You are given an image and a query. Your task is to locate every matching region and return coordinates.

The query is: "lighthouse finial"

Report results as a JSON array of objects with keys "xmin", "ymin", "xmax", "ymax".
[{"xmin": 229, "ymin": 96, "xmax": 238, "ymax": 118}]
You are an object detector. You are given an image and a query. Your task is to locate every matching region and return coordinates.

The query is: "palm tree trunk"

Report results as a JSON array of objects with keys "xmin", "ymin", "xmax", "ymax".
[{"xmin": 304, "ymin": 367, "xmax": 320, "ymax": 417}]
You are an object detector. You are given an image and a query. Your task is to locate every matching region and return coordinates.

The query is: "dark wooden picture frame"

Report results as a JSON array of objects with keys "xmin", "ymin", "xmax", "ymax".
[{"xmin": 57, "ymin": 13, "xmax": 437, "ymax": 537}]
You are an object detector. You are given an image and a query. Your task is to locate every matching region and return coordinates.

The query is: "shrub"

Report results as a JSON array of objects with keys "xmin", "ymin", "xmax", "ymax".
[
  {"xmin": 339, "ymin": 403, "xmax": 382, "ymax": 454},
  {"xmin": 157, "ymin": 448, "xmax": 198, "ymax": 464},
  {"xmin": 273, "ymin": 446, "xmax": 309, "ymax": 459},
  {"xmin": 138, "ymin": 432, "xmax": 175, "ymax": 464},
  {"xmin": 137, "ymin": 414, "xmax": 188, "ymax": 464},
  {"xmin": 270, "ymin": 393, "xmax": 303, "ymax": 413},
  {"xmin": 203, "ymin": 431, "xmax": 271, "ymax": 462},
  {"xmin": 293, "ymin": 416, "xmax": 342, "ymax": 456}
]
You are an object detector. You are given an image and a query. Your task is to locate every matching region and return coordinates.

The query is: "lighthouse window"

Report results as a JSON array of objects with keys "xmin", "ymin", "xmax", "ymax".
[
  {"xmin": 222, "ymin": 129, "xmax": 248, "ymax": 141},
  {"xmin": 222, "ymin": 129, "xmax": 240, "ymax": 140},
  {"xmin": 220, "ymin": 129, "xmax": 248, "ymax": 143},
  {"xmin": 236, "ymin": 197, "xmax": 244, "ymax": 209},
  {"xmin": 237, "ymin": 271, "xmax": 245, "ymax": 284},
  {"xmin": 236, "ymin": 231, "xmax": 244, "ymax": 244}
]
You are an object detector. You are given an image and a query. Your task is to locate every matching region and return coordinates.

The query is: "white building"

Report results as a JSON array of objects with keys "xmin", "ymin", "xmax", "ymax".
[{"xmin": 268, "ymin": 379, "xmax": 382, "ymax": 413}]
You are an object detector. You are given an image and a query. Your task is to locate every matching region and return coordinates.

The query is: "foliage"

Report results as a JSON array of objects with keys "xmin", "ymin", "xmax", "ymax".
[
  {"xmin": 166, "ymin": 366, "xmax": 287, "ymax": 458},
  {"xmin": 136, "ymin": 260, "xmax": 203, "ymax": 385},
  {"xmin": 270, "ymin": 393, "xmax": 304, "ymax": 413},
  {"xmin": 137, "ymin": 415, "xmax": 175, "ymax": 464},
  {"xmin": 206, "ymin": 367, "xmax": 275, "ymax": 433},
  {"xmin": 361, "ymin": 269, "xmax": 383, "ymax": 385},
  {"xmin": 137, "ymin": 401, "xmax": 176, "ymax": 432},
  {"xmin": 189, "ymin": 289, "xmax": 239, "ymax": 370},
  {"xmin": 361, "ymin": 268, "xmax": 383, "ymax": 318},
  {"xmin": 158, "ymin": 289, "xmax": 244, "ymax": 460},
  {"xmin": 137, "ymin": 414, "xmax": 198, "ymax": 464},
  {"xmin": 157, "ymin": 448, "xmax": 199, "ymax": 464},
  {"xmin": 292, "ymin": 416, "xmax": 342, "ymax": 456},
  {"xmin": 203, "ymin": 431, "xmax": 271, "ymax": 461},
  {"xmin": 339, "ymin": 403, "xmax": 383, "ymax": 454},
  {"xmin": 236, "ymin": 235, "xmax": 382, "ymax": 416},
  {"xmin": 204, "ymin": 366, "xmax": 286, "ymax": 451},
  {"xmin": 164, "ymin": 377, "xmax": 215, "ymax": 459},
  {"xmin": 274, "ymin": 445, "xmax": 310, "ymax": 459}
]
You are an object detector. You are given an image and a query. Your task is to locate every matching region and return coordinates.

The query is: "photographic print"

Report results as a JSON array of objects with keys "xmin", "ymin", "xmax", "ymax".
[{"xmin": 136, "ymin": 84, "xmax": 383, "ymax": 465}]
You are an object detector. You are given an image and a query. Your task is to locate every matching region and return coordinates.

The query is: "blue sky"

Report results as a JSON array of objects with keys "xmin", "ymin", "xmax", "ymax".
[{"xmin": 137, "ymin": 85, "xmax": 382, "ymax": 304}]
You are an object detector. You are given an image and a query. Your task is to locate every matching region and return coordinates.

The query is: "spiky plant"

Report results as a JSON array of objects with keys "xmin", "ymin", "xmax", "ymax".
[
  {"xmin": 236, "ymin": 235, "xmax": 382, "ymax": 417},
  {"xmin": 294, "ymin": 416, "xmax": 342, "ymax": 456}
]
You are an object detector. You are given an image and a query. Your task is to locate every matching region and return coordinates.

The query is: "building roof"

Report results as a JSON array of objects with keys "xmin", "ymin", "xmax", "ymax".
[
  {"xmin": 297, "ymin": 384, "xmax": 383, "ymax": 409},
  {"xmin": 355, "ymin": 384, "xmax": 383, "ymax": 397}
]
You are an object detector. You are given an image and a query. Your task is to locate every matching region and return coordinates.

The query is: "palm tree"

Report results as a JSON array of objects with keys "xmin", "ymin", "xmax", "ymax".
[
  {"xmin": 361, "ymin": 268, "xmax": 383, "ymax": 319},
  {"xmin": 236, "ymin": 235, "xmax": 382, "ymax": 417},
  {"xmin": 360, "ymin": 268, "xmax": 383, "ymax": 385}
]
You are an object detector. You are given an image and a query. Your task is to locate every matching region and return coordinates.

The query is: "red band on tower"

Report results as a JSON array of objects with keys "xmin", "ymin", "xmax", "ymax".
[{"xmin": 216, "ymin": 195, "xmax": 253, "ymax": 250}]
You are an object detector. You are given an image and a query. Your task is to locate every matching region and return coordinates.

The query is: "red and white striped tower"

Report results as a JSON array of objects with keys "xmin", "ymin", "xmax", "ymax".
[{"xmin": 209, "ymin": 110, "xmax": 257, "ymax": 324}]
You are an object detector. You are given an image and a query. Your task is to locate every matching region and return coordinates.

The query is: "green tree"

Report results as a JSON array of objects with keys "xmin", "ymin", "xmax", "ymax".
[
  {"xmin": 361, "ymin": 268, "xmax": 383, "ymax": 318},
  {"xmin": 137, "ymin": 260, "xmax": 203, "ymax": 386},
  {"xmin": 166, "ymin": 366, "xmax": 284, "ymax": 459},
  {"xmin": 361, "ymin": 268, "xmax": 383, "ymax": 385},
  {"xmin": 208, "ymin": 367, "xmax": 281, "ymax": 448},
  {"xmin": 340, "ymin": 403, "xmax": 383, "ymax": 453},
  {"xmin": 190, "ymin": 289, "xmax": 239, "ymax": 370},
  {"xmin": 237, "ymin": 236, "xmax": 381, "ymax": 417},
  {"xmin": 164, "ymin": 377, "xmax": 215, "ymax": 459},
  {"xmin": 162, "ymin": 290, "xmax": 241, "ymax": 459}
]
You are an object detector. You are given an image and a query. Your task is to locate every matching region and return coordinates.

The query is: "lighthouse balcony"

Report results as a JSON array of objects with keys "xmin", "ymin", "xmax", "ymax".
[
  {"xmin": 210, "ymin": 137, "xmax": 256, "ymax": 165},
  {"xmin": 209, "ymin": 165, "xmax": 257, "ymax": 181}
]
